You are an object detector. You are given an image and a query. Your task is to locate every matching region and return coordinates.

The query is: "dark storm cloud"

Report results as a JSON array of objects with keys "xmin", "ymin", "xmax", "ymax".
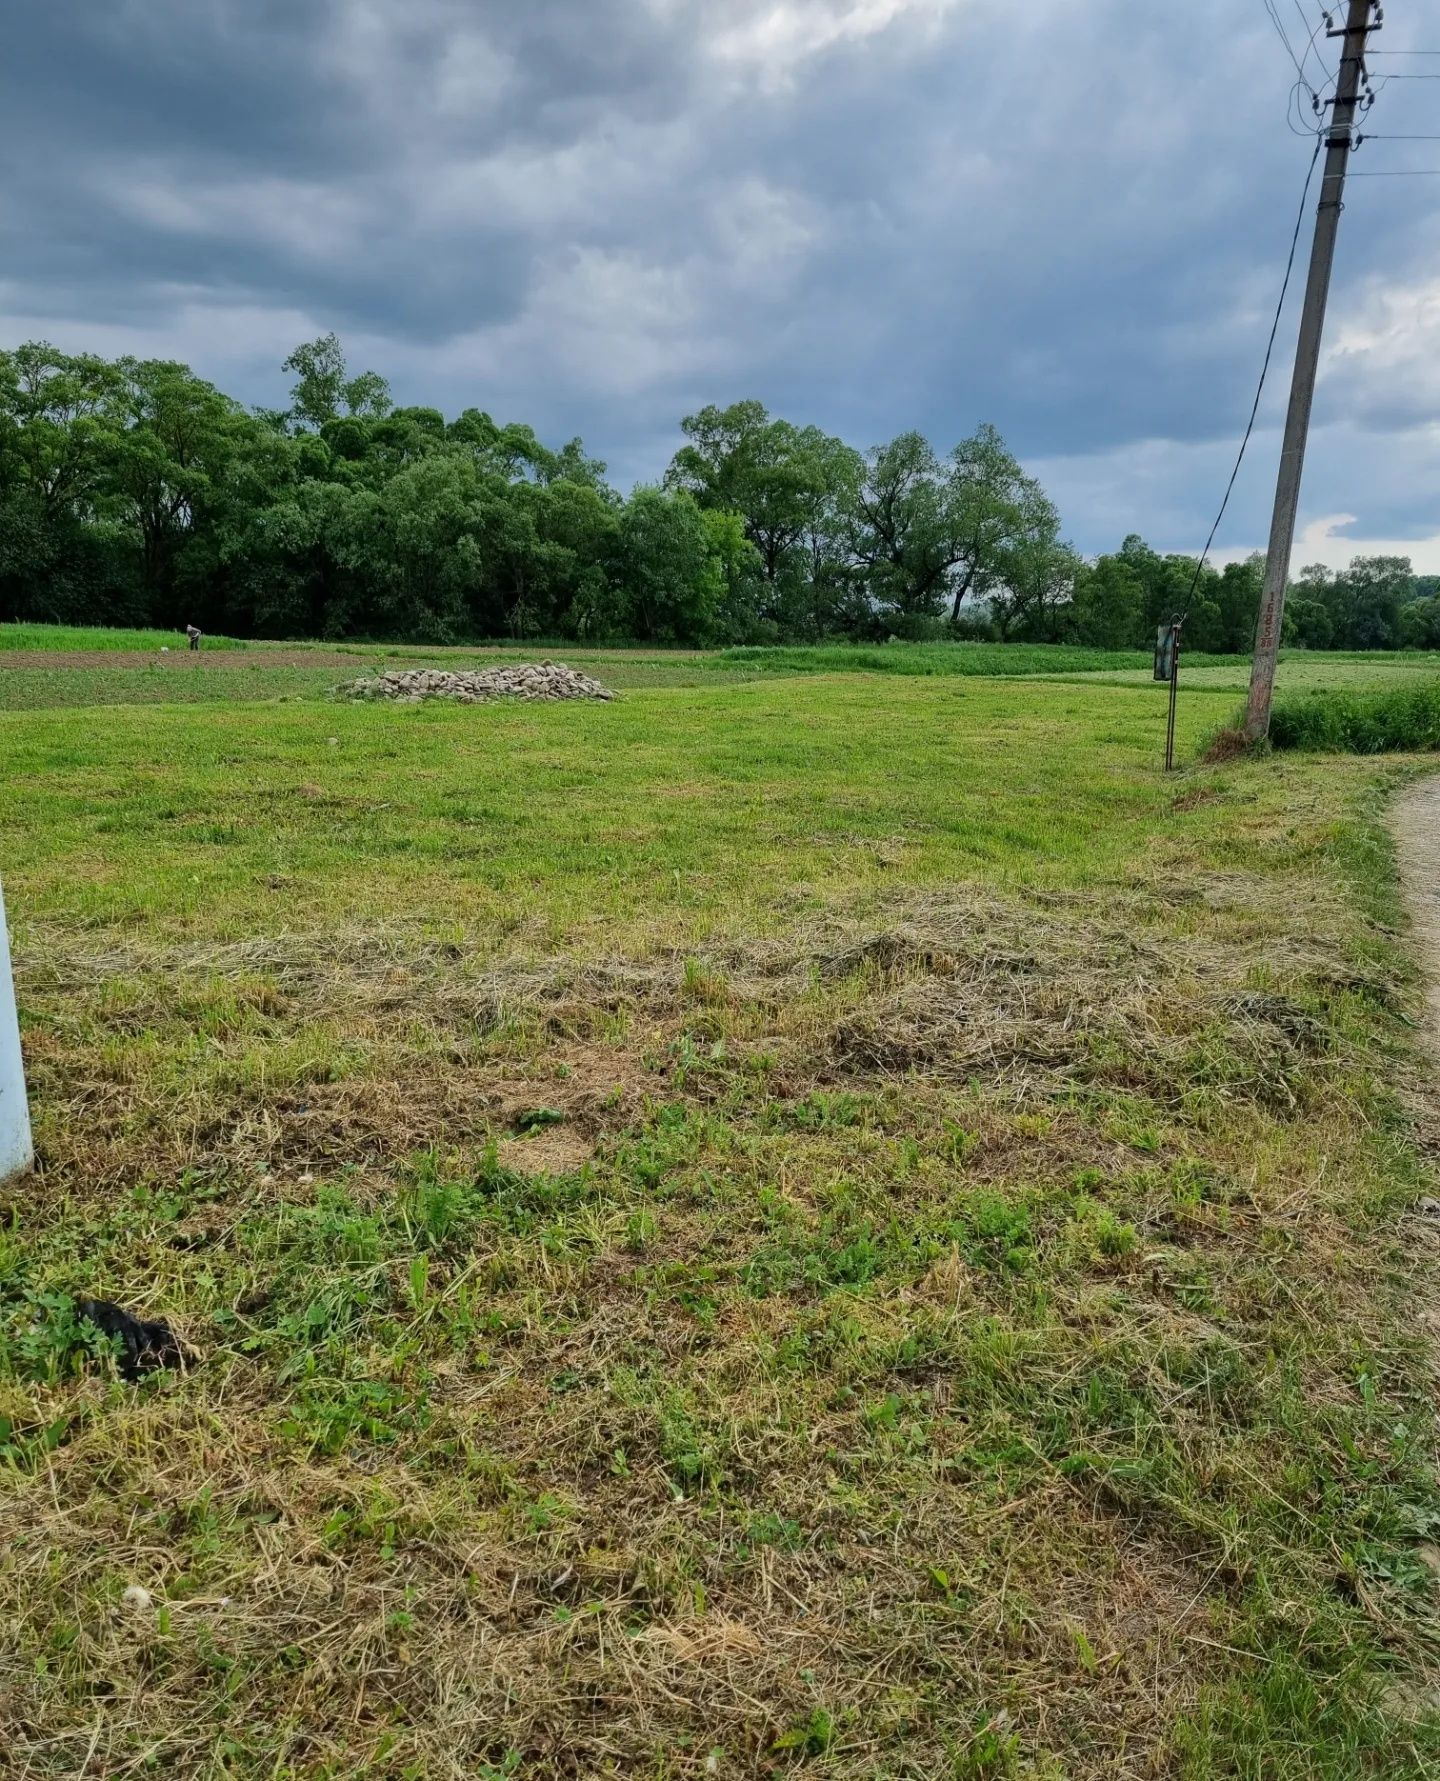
[
  {"xmin": 4, "ymin": 3, "xmax": 355, "ymax": 173},
  {"xmin": 4, "ymin": 0, "xmax": 697, "ymax": 170},
  {"xmin": 2, "ymin": 0, "xmax": 1436, "ymax": 564},
  {"xmin": 2, "ymin": 0, "xmax": 701, "ymax": 337}
]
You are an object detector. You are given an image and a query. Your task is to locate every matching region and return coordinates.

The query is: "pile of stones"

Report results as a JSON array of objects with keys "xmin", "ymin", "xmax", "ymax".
[{"xmin": 338, "ymin": 662, "xmax": 614, "ymax": 704}]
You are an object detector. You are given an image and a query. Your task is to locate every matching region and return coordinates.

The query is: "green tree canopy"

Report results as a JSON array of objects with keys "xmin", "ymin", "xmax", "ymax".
[{"xmin": 7, "ymin": 333, "xmax": 1435, "ymax": 654}]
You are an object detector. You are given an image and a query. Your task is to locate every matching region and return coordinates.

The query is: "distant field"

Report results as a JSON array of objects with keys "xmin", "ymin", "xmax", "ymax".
[
  {"xmin": 6, "ymin": 625, "xmax": 1440, "ymax": 716},
  {"xmin": 715, "ymin": 643, "xmax": 1440, "ymax": 699},
  {"xmin": 712, "ymin": 641, "xmax": 1186, "ymax": 678},
  {"xmin": 0, "ymin": 656, "xmax": 727, "ymax": 710},
  {"xmin": 1073, "ymin": 652, "xmax": 1440, "ymax": 697}
]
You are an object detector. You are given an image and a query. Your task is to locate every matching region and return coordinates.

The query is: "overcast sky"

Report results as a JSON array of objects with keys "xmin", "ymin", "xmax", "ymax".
[{"xmin": 3, "ymin": 0, "xmax": 1438, "ymax": 567}]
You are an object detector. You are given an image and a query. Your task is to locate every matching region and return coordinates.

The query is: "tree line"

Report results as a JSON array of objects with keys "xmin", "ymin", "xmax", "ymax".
[{"xmin": 1, "ymin": 335, "xmax": 1433, "ymax": 650}]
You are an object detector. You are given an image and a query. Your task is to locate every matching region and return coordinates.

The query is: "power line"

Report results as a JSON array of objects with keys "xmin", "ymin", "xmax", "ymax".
[
  {"xmin": 1180, "ymin": 138, "xmax": 1325, "ymax": 621},
  {"xmin": 1286, "ymin": 78, "xmax": 1325, "ymax": 135},
  {"xmin": 1294, "ymin": 2, "xmax": 1338, "ymax": 88},
  {"xmin": 1278, "ymin": 9, "xmax": 1338, "ymax": 136},
  {"xmin": 1347, "ymin": 167, "xmax": 1440, "ymax": 174},
  {"xmin": 1263, "ymin": 0, "xmax": 1319, "ymax": 95}
]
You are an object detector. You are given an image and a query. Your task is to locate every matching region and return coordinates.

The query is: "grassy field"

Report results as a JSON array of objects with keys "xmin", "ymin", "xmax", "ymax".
[{"xmin": 2, "ymin": 645, "xmax": 1440, "ymax": 1776}]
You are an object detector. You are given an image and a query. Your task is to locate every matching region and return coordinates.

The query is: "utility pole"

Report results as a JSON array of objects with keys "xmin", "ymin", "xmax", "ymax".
[{"xmin": 1244, "ymin": 0, "xmax": 1380, "ymax": 742}]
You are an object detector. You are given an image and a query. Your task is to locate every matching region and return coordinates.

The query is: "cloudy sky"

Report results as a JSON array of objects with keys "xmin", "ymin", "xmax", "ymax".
[{"xmin": 4, "ymin": 0, "xmax": 1438, "ymax": 566}]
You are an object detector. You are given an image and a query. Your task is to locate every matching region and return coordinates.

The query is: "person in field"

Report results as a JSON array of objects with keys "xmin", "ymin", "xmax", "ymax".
[{"xmin": 185, "ymin": 623, "xmax": 202, "ymax": 651}]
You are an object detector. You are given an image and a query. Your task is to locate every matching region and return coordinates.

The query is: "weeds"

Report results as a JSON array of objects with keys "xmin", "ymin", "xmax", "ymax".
[{"xmin": 1269, "ymin": 681, "xmax": 1440, "ymax": 753}]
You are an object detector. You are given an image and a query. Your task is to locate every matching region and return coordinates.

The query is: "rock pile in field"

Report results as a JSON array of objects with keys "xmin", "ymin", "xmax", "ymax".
[{"xmin": 338, "ymin": 661, "xmax": 614, "ymax": 704}]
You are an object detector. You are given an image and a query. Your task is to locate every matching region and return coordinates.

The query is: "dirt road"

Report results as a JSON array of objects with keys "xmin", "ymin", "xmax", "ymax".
[
  {"xmin": 0, "ymin": 650, "xmax": 369, "ymax": 671},
  {"xmin": 1393, "ymin": 774, "xmax": 1440, "ymax": 1043}
]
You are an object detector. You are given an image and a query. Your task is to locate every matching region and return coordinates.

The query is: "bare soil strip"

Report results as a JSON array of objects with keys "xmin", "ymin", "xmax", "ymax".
[
  {"xmin": 1394, "ymin": 774, "xmax": 1440, "ymax": 1048},
  {"xmin": 0, "ymin": 649, "xmax": 371, "ymax": 671}
]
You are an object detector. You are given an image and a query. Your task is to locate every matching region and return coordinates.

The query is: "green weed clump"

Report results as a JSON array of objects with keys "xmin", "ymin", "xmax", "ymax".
[{"xmin": 1269, "ymin": 681, "xmax": 1440, "ymax": 754}]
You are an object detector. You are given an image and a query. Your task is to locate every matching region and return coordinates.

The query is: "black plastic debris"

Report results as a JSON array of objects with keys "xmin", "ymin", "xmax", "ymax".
[{"xmin": 76, "ymin": 1300, "xmax": 189, "ymax": 1381}]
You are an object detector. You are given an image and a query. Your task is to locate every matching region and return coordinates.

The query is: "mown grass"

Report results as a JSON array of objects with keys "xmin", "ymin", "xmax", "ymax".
[
  {"xmin": 0, "ymin": 677, "xmax": 1299, "ymax": 937},
  {"xmin": 1, "ymin": 674, "xmax": 1439, "ymax": 1776}
]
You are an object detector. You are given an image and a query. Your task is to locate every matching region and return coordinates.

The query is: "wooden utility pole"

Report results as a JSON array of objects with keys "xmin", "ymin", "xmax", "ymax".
[{"xmin": 1244, "ymin": 0, "xmax": 1380, "ymax": 742}]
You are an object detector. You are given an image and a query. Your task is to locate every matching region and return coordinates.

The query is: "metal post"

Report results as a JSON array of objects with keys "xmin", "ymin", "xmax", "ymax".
[
  {"xmin": 0, "ymin": 881, "xmax": 33, "ymax": 1184},
  {"xmin": 1165, "ymin": 619, "xmax": 1182, "ymax": 773},
  {"xmin": 1244, "ymin": 0, "xmax": 1379, "ymax": 742}
]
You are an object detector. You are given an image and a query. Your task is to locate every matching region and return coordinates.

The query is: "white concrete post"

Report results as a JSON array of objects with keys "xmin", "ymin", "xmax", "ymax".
[{"xmin": 0, "ymin": 881, "xmax": 33, "ymax": 1183}]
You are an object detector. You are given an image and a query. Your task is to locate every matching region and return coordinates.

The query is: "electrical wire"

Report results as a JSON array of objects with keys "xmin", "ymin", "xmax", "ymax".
[
  {"xmin": 1291, "ymin": 1, "xmax": 1335, "ymax": 90},
  {"xmin": 1263, "ymin": 0, "xmax": 1319, "ymax": 97},
  {"xmin": 1286, "ymin": 78, "xmax": 1324, "ymax": 136},
  {"xmin": 1179, "ymin": 138, "xmax": 1325, "ymax": 621},
  {"xmin": 1279, "ymin": 7, "xmax": 1338, "ymax": 136}
]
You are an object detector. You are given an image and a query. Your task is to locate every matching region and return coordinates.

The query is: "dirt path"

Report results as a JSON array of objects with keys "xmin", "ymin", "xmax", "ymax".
[
  {"xmin": 0, "ymin": 647, "xmax": 710, "ymax": 673},
  {"xmin": 1390, "ymin": 774, "xmax": 1440, "ymax": 1588},
  {"xmin": 1394, "ymin": 774, "xmax": 1440, "ymax": 1044}
]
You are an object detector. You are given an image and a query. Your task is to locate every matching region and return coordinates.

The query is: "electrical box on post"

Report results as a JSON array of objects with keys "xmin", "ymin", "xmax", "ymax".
[{"xmin": 1154, "ymin": 625, "xmax": 1176, "ymax": 683}]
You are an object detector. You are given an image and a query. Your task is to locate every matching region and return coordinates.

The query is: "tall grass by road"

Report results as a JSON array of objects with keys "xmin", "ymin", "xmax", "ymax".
[{"xmin": 1269, "ymin": 681, "xmax": 1440, "ymax": 754}]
